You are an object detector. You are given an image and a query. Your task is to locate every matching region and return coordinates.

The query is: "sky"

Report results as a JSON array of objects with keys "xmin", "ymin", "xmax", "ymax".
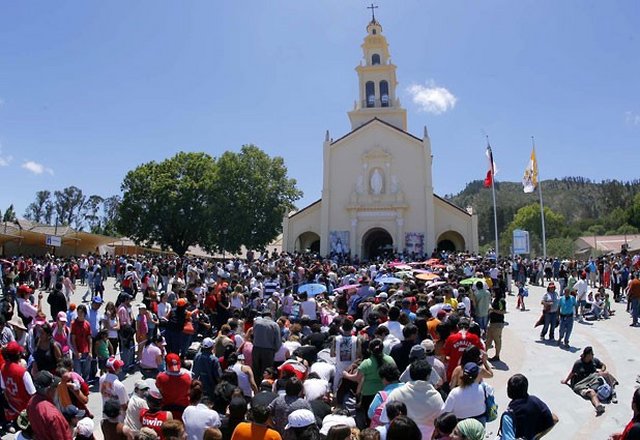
[{"xmin": 1, "ymin": 0, "xmax": 639, "ymax": 218}]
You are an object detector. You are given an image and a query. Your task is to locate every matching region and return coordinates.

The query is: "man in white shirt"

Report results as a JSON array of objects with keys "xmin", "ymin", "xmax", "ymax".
[
  {"xmin": 99, "ymin": 357, "xmax": 128, "ymax": 419},
  {"xmin": 123, "ymin": 380, "xmax": 150, "ymax": 434},
  {"xmin": 379, "ymin": 306, "xmax": 404, "ymax": 341},
  {"xmin": 299, "ymin": 293, "xmax": 317, "ymax": 319},
  {"xmin": 574, "ymin": 273, "xmax": 589, "ymax": 320}
]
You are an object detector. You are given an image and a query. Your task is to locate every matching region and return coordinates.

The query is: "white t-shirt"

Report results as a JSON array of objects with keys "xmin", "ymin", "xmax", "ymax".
[
  {"xmin": 380, "ymin": 320, "xmax": 404, "ymax": 341},
  {"xmin": 99, "ymin": 373, "xmax": 128, "ymax": 407},
  {"xmin": 441, "ymin": 382, "xmax": 490, "ymax": 419},
  {"xmin": 182, "ymin": 404, "xmax": 221, "ymax": 440},
  {"xmin": 300, "ymin": 299, "xmax": 317, "ymax": 318},
  {"xmin": 309, "ymin": 362, "xmax": 335, "ymax": 383},
  {"xmin": 124, "ymin": 394, "xmax": 148, "ymax": 432},
  {"xmin": 303, "ymin": 378, "xmax": 330, "ymax": 401}
]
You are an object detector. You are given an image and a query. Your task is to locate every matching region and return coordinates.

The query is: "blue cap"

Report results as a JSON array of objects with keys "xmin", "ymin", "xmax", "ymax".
[{"xmin": 92, "ymin": 296, "xmax": 103, "ymax": 304}]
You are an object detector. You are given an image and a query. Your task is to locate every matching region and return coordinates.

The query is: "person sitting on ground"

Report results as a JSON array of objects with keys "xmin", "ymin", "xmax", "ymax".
[
  {"xmin": 561, "ymin": 346, "xmax": 617, "ymax": 415},
  {"xmin": 497, "ymin": 374, "xmax": 558, "ymax": 440}
]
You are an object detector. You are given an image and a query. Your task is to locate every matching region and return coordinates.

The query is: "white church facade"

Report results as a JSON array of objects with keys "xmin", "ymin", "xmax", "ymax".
[{"xmin": 282, "ymin": 18, "xmax": 479, "ymax": 260}]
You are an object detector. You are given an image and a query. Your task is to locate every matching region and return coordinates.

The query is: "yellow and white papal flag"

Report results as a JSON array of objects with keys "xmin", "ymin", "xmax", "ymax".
[{"xmin": 522, "ymin": 148, "xmax": 538, "ymax": 193}]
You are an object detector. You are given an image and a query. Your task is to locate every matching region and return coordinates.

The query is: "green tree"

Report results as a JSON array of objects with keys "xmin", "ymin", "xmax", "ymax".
[
  {"xmin": 118, "ymin": 152, "xmax": 218, "ymax": 256},
  {"xmin": 82, "ymin": 195, "xmax": 104, "ymax": 232},
  {"xmin": 546, "ymin": 237, "xmax": 575, "ymax": 258},
  {"xmin": 209, "ymin": 145, "xmax": 302, "ymax": 252},
  {"xmin": 502, "ymin": 204, "xmax": 565, "ymax": 255},
  {"xmin": 2, "ymin": 204, "xmax": 16, "ymax": 222},
  {"xmin": 100, "ymin": 195, "xmax": 121, "ymax": 236},
  {"xmin": 24, "ymin": 190, "xmax": 53, "ymax": 223},
  {"xmin": 628, "ymin": 193, "xmax": 640, "ymax": 229},
  {"xmin": 53, "ymin": 186, "xmax": 86, "ymax": 227}
]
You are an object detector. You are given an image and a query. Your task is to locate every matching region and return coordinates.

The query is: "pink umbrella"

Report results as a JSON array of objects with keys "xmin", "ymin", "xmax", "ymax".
[
  {"xmin": 332, "ymin": 284, "xmax": 361, "ymax": 293},
  {"xmin": 412, "ymin": 269, "xmax": 432, "ymax": 274}
]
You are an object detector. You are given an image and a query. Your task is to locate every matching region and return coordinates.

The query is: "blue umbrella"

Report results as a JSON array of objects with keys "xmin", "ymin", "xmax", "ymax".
[
  {"xmin": 377, "ymin": 276, "xmax": 404, "ymax": 285},
  {"xmin": 298, "ymin": 283, "xmax": 327, "ymax": 297}
]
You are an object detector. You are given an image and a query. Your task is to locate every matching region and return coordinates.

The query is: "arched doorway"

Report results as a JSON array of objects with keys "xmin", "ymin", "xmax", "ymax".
[
  {"xmin": 362, "ymin": 228, "xmax": 393, "ymax": 260},
  {"xmin": 437, "ymin": 231, "xmax": 466, "ymax": 252},
  {"xmin": 296, "ymin": 232, "xmax": 320, "ymax": 253}
]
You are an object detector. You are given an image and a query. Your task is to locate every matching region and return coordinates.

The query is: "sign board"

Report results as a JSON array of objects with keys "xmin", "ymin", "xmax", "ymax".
[
  {"xmin": 45, "ymin": 235, "xmax": 62, "ymax": 247},
  {"xmin": 512, "ymin": 229, "xmax": 530, "ymax": 255}
]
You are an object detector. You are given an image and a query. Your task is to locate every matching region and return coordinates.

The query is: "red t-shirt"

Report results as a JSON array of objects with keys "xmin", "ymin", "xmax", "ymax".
[
  {"xmin": 71, "ymin": 319, "xmax": 92, "ymax": 354},
  {"xmin": 155, "ymin": 371, "xmax": 191, "ymax": 418},
  {"xmin": 27, "ymin": 394, "xmax": 73, "ymax": 440},
  {"xmin": 443, "ymin": 330, "xmax": 483, "ymax": 381},
  {"xmin": 140, "ymin": 408, "xmax": 171, "ymax": 439}
]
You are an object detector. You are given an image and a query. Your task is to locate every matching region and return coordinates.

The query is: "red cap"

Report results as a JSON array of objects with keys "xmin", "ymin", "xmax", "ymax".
[
  {"xmin": 166, "ymin": 353, "xmax": 181, "ymax": 372},
  {"xmin": 278, "ymin": 362, "xmax": 307, "ymax": 381},
  {"xmin": 17, "ymin": 285, "xmax": 33, "ymax": 295},
  {"xmin": 106, "ymin": 357, "xmax": 124, "ymax": 372},
  {"xmin": 4, "ymin": 341, "xmax": 24, "ymax": 356}
]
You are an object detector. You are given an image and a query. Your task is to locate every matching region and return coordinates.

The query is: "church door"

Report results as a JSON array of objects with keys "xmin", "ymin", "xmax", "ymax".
[{"xmin": 362, "ymin": 228, "xmax": 393, "ymax": 261}]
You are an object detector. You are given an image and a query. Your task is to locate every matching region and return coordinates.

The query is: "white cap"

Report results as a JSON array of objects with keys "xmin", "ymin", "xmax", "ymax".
[
  {"xmin": 76, "ymin": 417, "xmax": 95, "ymax": 437},
  {"xmin": 285, "ymin": 409, "xmax": 316, "ymax": 430},
  {"xmin": 202, "ymin": 337, "xmax": 214, "ymax": 349}
]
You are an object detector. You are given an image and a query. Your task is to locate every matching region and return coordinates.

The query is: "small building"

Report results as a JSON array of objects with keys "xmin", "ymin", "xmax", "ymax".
[{"xmin": 574, "ymin": 234, "xmax": 640, "ymax": 257}]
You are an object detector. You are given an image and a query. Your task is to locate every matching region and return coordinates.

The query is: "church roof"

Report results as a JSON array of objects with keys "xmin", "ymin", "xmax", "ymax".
[
  {"xmin": 330, "ymin": 117, "xmax": 422, "ymax": 146},
  {"xmin": 288, "ymin": 198, "xmax": 322, "ymax": 219},
  {"xmin": 434, "ymin": 194, "xmax": 472, "ymax": 217}
]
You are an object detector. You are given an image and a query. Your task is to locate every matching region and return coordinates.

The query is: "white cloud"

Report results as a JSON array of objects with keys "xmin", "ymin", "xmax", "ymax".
[
  {"xmin": 625, "ymin": 111, "xmax": 640, "ymax": 126},
  {"xmin": 21, "ymin": 160, "xmax": 54, "ymax": 175},
  {"xmin": 407, "ymin": 80, "xmax": 457, "ymax": 114}
]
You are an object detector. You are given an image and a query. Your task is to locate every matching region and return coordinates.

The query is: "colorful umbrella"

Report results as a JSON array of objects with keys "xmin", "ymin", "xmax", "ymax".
[
  {"xmin": 377, "ymin": 276, "xmax": 404, "ymax": 285},
  {"xmin": 332, "ymin": 284, "xmax": 361, "ymax": 293},
  {"xmin": 415, "ymin": 273, "xmax": 440, "ymax": 281},
  {"xmin": 391, "ymin": 264, "xmax": 412, "ymax": 271},
  {"xmin": 298, "ymin": 283, "xmax": 327, "ymax": 297},
  {"xmin": 460, "ymin": 277, "xmax": 485, "ymax": 286}
]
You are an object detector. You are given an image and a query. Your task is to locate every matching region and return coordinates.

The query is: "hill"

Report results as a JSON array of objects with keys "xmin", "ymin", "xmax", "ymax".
[{"xmin": 445, "ymin": 177, "xmax": 640, "ymax": 250}]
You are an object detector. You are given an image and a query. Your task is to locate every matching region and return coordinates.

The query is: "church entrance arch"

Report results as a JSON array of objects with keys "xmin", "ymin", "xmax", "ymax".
[
  {"xmin": 437, "ymin": 231, "xmax": 465, "ymax": 252},
  {"xmin": 296, "ymin": 232, "xmax": 320, "ymax": 253},
  {"xmin": 362, "ymin": 228, "xmax": 393, "ymax": 261}
]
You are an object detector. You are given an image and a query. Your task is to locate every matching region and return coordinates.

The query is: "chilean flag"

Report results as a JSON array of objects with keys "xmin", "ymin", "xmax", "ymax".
[{"xmin": 483, "ymin": 145, "xmax": 497, "ymax": 188}]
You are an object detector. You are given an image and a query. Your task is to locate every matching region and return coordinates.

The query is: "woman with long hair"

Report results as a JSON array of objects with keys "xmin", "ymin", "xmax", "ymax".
[
  {"xmin": 139, "ymin": 335, "xmax": 164, "ymax": 378},
  {"xmin": 102, "ymin": 301, "xmax": 120, "ymax": 355},
  {"xmin": 52, "ymin": 311, "xmax": 72, "ymax": 358},
  {"xmin": 342, "ymin": 338, "xmax": 396, "ymax": 425},
  {"xmin": 32, "ymin": 322, "xmax": 62, "ymax": 374}
]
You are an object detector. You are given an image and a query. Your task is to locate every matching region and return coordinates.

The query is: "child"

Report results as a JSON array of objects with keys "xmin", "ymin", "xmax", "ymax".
[
  {"xmin": 433, "ymin": 412, "xmax": 458, "ymax": 439},
  {"xmin": 516, "ymin": 281, "xmax": 528, "ymax": 311},
  {"xmin": 95, "ymin": 330, "xmax": 113, "ymax": 374}
]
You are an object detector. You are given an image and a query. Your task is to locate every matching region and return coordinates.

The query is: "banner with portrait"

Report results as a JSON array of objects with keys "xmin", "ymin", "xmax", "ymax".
[
  {"xmin": 405, "ymin": 232, "xmax": 425, "ymax": 255},
  {"xmin": 329, "ymin": 231, "xmax": 350, "ymax": 255}
]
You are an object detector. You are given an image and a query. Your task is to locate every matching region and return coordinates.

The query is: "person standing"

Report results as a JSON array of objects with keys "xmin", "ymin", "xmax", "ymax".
[
  {"xmin": 117, "ymin": 294, "xmax": 135, "ymax": 371},
  {"xmin": 558, "ymin": 288, "xmax": 577, "ymax": 347},
  {"xmin": 192, "ymin": 337, "xmax": 223, "ymax": 401},
  {"xmin": 47, "ymin": 282, "xmax": 67, "ymax": 321},
  {"xmin": 574, "ymin": 274, "xmax": 589, "ymax": 320},
  {"xmin": 627, "ymin": 274, "xmax": 640, "ymax": 327},
  {"xmin": 0, "ymin": 342, "xmax": 36, "ymax": 422},
  {"xmin": 471, "ymin": 282, "xmax": 491, "ymax": 336},
  {"xmin": 99, "ymin": 357, "xmax": 128, "ymax": 419},
  {"xmin": 610, "ymin": 387, "xmax": 640, "ymax": 440},
  {"xmin": 26, "ymin": 371, "xmax": 73, "ymax": 440},
  {"xmin": 252, "ymin": 311, "xmax": 282, "ymax": 377},
  {"xmin": 540, "ymin": 282, "xmax": 560, "ymax": 342},
  {"xmin": 386, "ymin": 359, "xmax": 444, "ymax": 439},
  {"xmin": 486, "ymin": 290, "xmax": 506, "ymax": 362},
  {"xmin": 71, "ymin": 305, "xmax": 93, "ymax": 382}
]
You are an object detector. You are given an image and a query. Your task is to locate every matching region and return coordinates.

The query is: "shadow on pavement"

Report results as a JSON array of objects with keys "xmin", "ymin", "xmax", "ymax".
[{"xmin": 490, "ymin": 360, "xmax": 509, "ymax": 371}]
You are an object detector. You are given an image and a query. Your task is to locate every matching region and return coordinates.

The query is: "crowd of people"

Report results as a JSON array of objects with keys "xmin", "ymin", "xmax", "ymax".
[{"xmin": 0, "ymin": 250, "xmax": 639, "ymax": 440}]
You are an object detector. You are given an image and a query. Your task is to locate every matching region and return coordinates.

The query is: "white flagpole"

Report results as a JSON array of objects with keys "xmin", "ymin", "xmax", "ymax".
[
  {"xmin": 488, "ymin": 136, "xmax": 499, "ymax": 257},
  {"xmin": 532, "ymin": 136, "xmax": 547, "ymax": 258}
]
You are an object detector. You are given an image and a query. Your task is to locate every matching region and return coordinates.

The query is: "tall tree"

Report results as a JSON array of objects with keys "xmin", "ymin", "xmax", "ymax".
[
  {"xmin": 24, "ymin": 190, "xmax": 52, "ymax": 223},
  {"xmin": 83, "ymin": 195, "xmax": 104, "ymax": 232},
  {"xmin": 118, "ymin": 152, "xmax": 217, "ymax": 255},
  {"xmin": 209, "ymin": 145, "xmax": 302, "ymax": 252},
  {"xmin": 2, "ymin": 204, "xmax": 16, "ymax": 222},
  {"xmin": 100, "ymin": 195, "xmax": 121, "ymax": 236},
  {"xmin": 53, "ymin": 186, "xmax": 86, "ymax": 227}
]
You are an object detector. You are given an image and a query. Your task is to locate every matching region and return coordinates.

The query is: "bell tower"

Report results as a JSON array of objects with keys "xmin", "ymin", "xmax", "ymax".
[{"xmin": 348, "ymin": 10, "xmax": 408, "ymax": 131}]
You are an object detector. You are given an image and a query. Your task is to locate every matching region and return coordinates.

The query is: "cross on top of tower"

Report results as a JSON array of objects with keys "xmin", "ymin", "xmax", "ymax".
[{"xmin": 367, "ymin": 3, "xmax": 379, "ymax": 23}]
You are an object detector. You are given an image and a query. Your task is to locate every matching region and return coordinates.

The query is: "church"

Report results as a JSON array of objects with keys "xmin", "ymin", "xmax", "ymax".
[{"xmin": 282, "ymin": 16, "xmax": 479, "ymax": 260}]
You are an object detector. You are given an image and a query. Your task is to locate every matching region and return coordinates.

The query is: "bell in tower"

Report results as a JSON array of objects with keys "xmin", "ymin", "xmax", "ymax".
[{"xmin": 348, "ymin": 8, "xmax": 408, "ymax": 131}]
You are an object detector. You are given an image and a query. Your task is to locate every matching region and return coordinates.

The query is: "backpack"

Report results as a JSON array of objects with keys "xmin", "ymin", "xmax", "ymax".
[{"xmin": 369, "ymin": 390, "xmax": 388, "ymax": 428}]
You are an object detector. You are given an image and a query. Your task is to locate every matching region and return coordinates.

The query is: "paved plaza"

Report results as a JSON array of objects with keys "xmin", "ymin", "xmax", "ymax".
[{"xmin": 5, "ymin": 279, "xmax": 639, "ymax": 439}]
